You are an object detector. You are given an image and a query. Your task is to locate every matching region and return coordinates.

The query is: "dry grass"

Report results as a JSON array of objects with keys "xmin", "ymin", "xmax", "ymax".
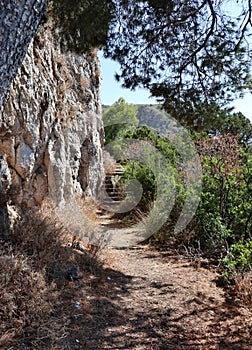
[
  {"xmin": 234, "ymin": 272, "xmax": 252, "ymax": 305},
  {"xmin": 0, "ymin": 199, "xmax": 105, "ymax": 348},
  {"xmin": 0, "ymin": 251, "xmax": 51, "ymax": 347}
]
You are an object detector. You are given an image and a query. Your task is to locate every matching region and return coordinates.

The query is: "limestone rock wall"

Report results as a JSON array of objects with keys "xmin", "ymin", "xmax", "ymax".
[{"xmin": 0, "ymin": 23, "xmax": 104, "ymax": 207}]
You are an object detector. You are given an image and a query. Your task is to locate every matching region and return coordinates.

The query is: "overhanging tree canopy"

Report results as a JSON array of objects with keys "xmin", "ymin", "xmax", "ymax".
[
  {"xmin": 103, "ymin": 0, "xmax": 252, "ymax": 119},
  {"xmin": 1, "ymin": 0, "xmax": 252, "ymax": 118},
  {"xmin": 51, "ymin": 0, "xmax": 252, "ymax": 122}
]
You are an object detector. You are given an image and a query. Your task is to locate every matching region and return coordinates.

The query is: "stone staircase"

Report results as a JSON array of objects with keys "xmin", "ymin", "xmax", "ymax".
[{"xmin": 102, "ymin": 164, "xmax": 125, "ymax": 204}]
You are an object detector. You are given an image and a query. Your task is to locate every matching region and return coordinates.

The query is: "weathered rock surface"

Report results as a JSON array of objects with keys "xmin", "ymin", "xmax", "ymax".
[
  {"xmin": 0, "ymin": 0, "xmax": 48, "ymax": 108},
  {"xmin": 0, "ymin": 22, "xmax": 104, "ymax": 208}
]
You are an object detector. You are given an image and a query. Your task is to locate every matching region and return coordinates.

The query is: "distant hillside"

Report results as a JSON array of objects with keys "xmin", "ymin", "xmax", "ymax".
[
  {"xmin": 102, "ymin": 104, "xmax": 174, "ymax": 135},
  {"xmin": 136, "ymin": 104, "xmax": 170, "ymax": 129}
]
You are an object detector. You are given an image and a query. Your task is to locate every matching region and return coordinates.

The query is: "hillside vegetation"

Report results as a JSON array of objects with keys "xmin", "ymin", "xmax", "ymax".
[
  {"xmin": 103, "ymin": 103, "xmax": 169, "ymax": 129},
  {"xmin": 102, "ymin": 99, "xmax": 252, "ymax": 293}
]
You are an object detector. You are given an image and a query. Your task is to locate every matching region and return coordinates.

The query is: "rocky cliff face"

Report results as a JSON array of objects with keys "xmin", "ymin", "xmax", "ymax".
[{"xmin": 0, "ymin": 22, "xmax": 104, "ymax": 208}]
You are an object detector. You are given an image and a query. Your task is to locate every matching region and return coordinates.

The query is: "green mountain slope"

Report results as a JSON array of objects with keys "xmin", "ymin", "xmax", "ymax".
[{"xmin": 103, "ymin": 103, "xmax": 173, "ymax": 133}]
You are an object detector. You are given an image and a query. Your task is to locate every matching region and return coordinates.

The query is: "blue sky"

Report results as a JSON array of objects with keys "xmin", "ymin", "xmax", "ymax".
[{"xmin": 99, "ymin": 52, "xmax": 252, "ymax": 123}]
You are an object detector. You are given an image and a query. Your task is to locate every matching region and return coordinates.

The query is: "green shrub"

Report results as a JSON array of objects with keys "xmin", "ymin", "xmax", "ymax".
[
  {"xmin": 193, "ymin": 135, "xmax": 252, "ymax": 253},
  {"xmin": 120, "ymin": 126, "xmax": 185, "ymax": 217},
  {"xmin": 195, "ymin": 212, "xmax": 231, "ymax": 251},
  {"xmin": 221, "ymin": 240, "xmax": 252, "ymax": 278}
]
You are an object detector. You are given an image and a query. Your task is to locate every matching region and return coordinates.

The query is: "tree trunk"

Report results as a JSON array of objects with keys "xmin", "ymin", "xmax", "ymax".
[{"xmin": 0, "ymin": 0, "xmax": 48, "ymax": 108}]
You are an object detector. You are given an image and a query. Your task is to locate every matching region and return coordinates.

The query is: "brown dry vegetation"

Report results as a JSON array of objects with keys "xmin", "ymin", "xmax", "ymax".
[
  {"xmin": 0, "ymin": 201, "xmax": 103, "ymax": 348},
  {"xmin": 0, "ymin": 201, "xmax": 251, "ymax": 349}
]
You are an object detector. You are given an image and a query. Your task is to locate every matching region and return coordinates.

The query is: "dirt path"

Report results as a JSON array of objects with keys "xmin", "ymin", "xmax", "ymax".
[
  {"xmin": 8, "ymin": 239, "xmax": 251, "ymax": 350},
  {"xmin": 62, "ymin": 245, "xmax": 251, "ymax": 350},
  {"xmin": 3, "ymin": 204, "xmax": 251, "ymax": 349}
]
